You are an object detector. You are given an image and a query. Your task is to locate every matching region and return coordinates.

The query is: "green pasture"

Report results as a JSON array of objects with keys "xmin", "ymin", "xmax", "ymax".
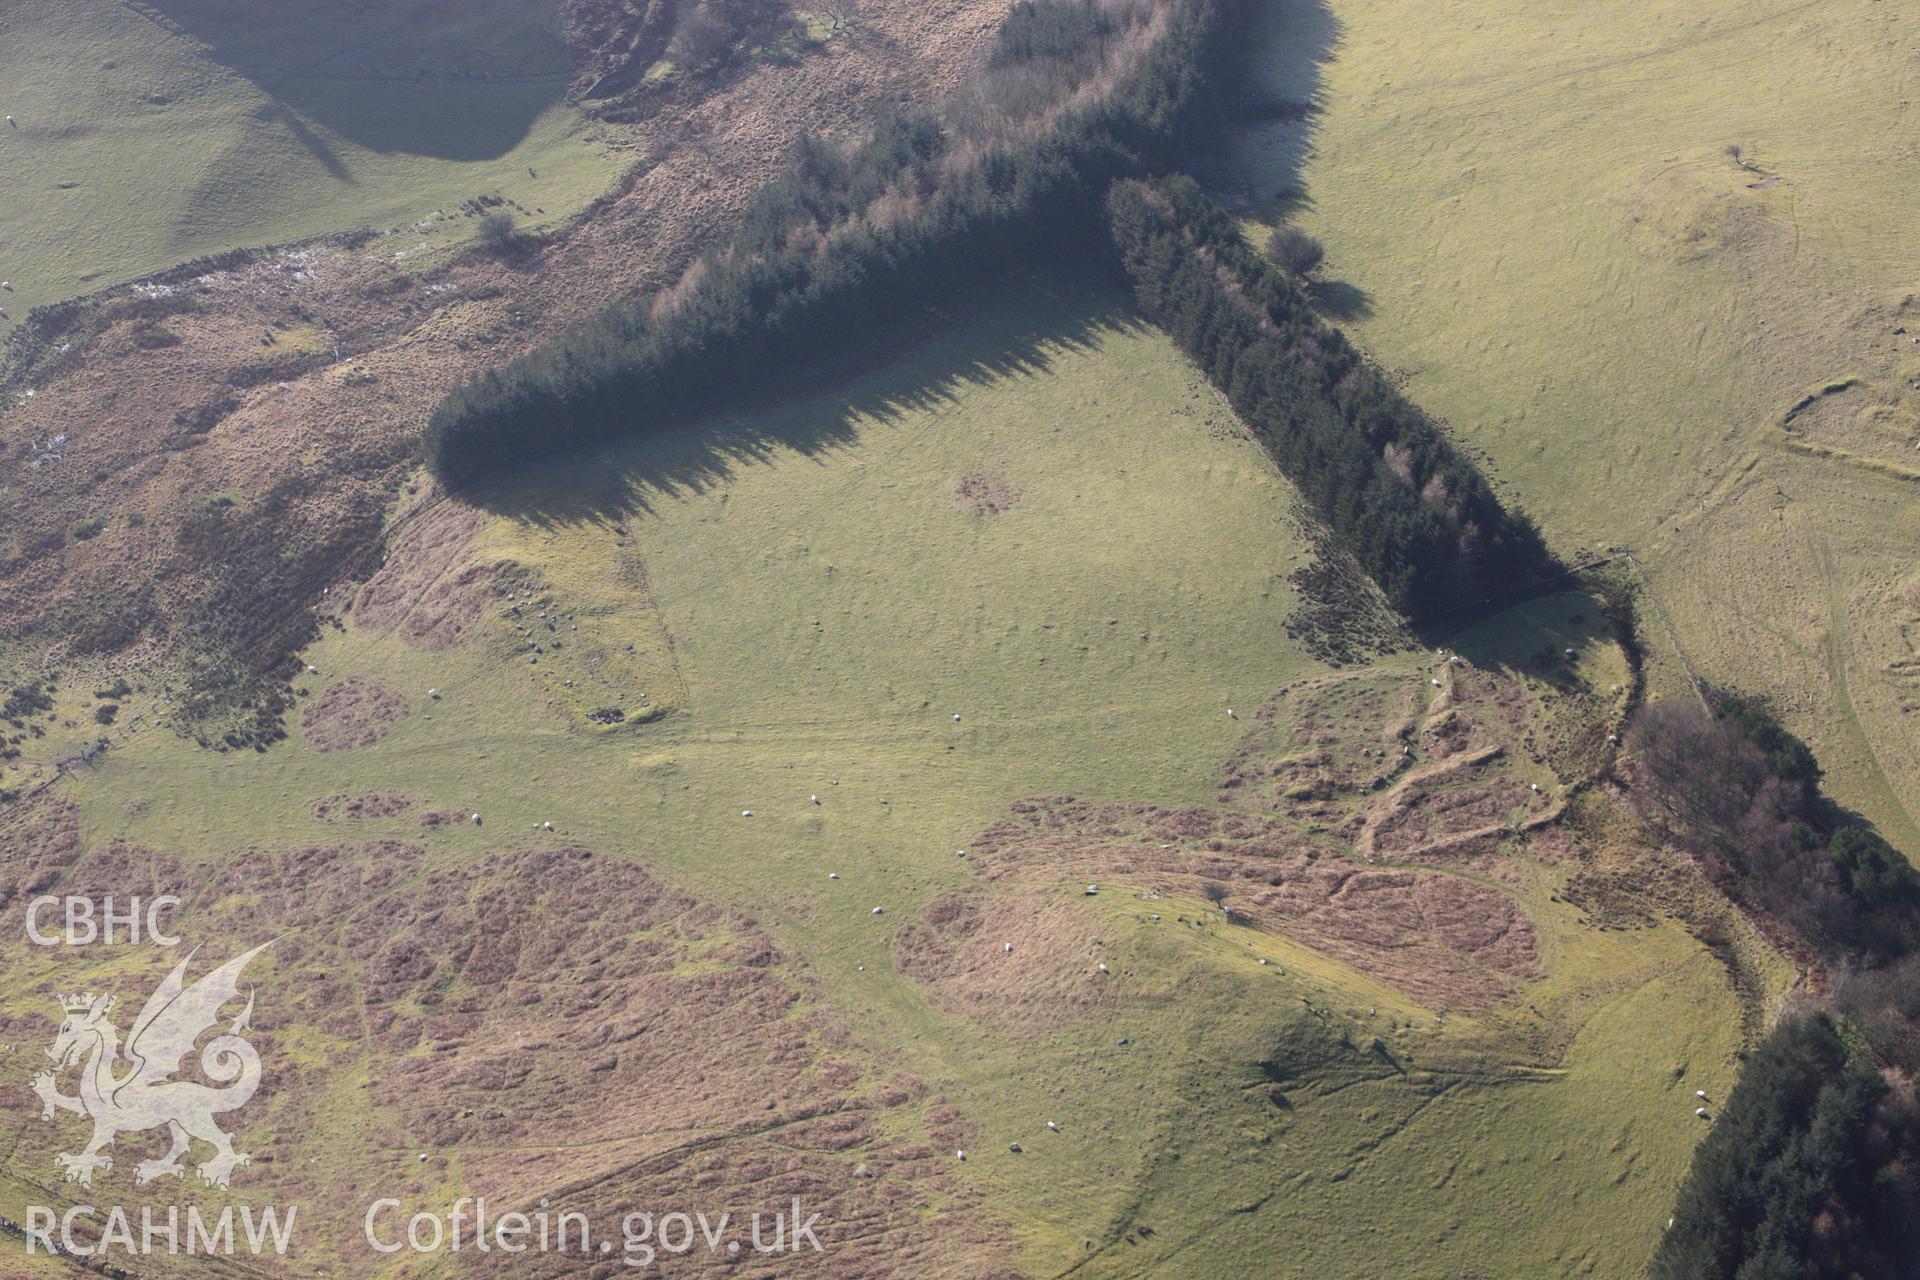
[
  {"xmin": 13, "ymin": 280, "xmax": 1750, "ymax": 1277},
  {"xmin": 0, "ymin": 0, "xmax": 622, "ymax": 323},
  {"xmin": 1228, "ymin": 0, "xmax": 1920, "ymax": 850}
]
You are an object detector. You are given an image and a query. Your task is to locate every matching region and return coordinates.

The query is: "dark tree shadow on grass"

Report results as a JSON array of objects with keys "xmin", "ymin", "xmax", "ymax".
[
  {"xmin": 473, "ymin": 271, "xmax": 1149, "ymax": 531},
  {"xmin": 1309, "ymin": 278, "xmax": 1373, "ymax": 321},
  {"xmin": 145, "ymin": 0, "xmax": 571, "ymax": 160},
  {"xmin": 1196, "ymin": 0, "xmax": 1341, "ymax": 211}
]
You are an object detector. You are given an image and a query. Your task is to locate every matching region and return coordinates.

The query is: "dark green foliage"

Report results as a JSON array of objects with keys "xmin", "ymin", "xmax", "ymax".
[
  {"xmin": 669, "ymin": 0, "xmax": 792, "ymax": 70},
  {"xmin": 1653, "ymin": 1015, "xmax": 1920, "ymax": 1280},
  {"xmin": 1831, "ymin": 826, "xmax": 1920, "ymax": 906},
  {"xmin": 1104, "ymin": 175, "xmax": 1549, "ymax": 613},
  {"xmin": 1714, "ymin": 688, "xmax": 1822, "ymax": 800},
  {"xmin": 173, "ymin": 476, "xmax": 388, "ymax": 748},
  {"xmin": 1652, "ymin": 698, "xmax": 1920, "ymax": 1273},
  {"xmin": 1629, "ymin": 692, "xmax": 1918, "ymax": 955},
  {"xmin": 990, "ymin": 0, "xmax": 1114, "ymax": 68},
  {"xmin": 426, "ymin": 0, "xmax": 1237, "ymax": 493},
  {"xmin": 93, "ymin": 704, "xmax": 118, "ymax": 725},
  {"xmin": 3, "ymin": 683, "xmax": 54, "ymax": 724},
  {"xmin": 1264, "ymin": 223, "xmax": 1323, "ymax": 277},
  {"xmin": 477, "ymin": 209, "xmax": 518, "ymax": 255}
]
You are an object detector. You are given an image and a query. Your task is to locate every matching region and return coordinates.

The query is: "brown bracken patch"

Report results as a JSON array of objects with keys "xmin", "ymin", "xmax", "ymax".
[
  {"xmin": 0, "ymin": 839, "xmax": 1020, "ymax": 1278},
  {"xmin": 300, "ymin": 676, "xmax": 408, "ymax": 751},
  {"xmin": 352, "ymin": 503, "xmax": 507, "ymax": 650},
  {"xmin": 968, "ymin": 798, "xmax": 1538, "ymax": 1009},
  {"xmin": 311, "ymin": 792, "xmax": 414, "ymax": 822},
  {"xmin": 893, "ymin": 891, "xmax": 1105, "ymax": 1033}
]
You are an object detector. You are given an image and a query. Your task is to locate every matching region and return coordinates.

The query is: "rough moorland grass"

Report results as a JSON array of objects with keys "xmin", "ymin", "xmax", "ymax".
[
  {"xmin": 0, "ymin": 0, "xmax": 620, "ymax": 322},
  {"xmin": 28, "ymin": 280, "xmax": 1751, "ymax": 1277},
  {"xmin": 1231, "ymin": 0, "xmax": 1920, "ymax": 851}
]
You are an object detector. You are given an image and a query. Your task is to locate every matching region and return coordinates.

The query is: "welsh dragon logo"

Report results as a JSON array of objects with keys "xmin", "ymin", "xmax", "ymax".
[{"xmin": 31, "ymin": 942, "xmax": 271, "ymax": 1190}]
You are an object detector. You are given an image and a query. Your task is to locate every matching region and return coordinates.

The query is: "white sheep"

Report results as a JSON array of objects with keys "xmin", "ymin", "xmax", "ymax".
[
  {"xmin": 1046, "ymin": 1121, "xmax": 1059, "ymax": 1132},
  {"xmin": 470, "ymin": 813, "xmax": 482, "ymax": 824},
  {"xmin": 871, "ymin": 906, "xmax": 883, "ymax": 915},
  {"xmin": 1695, "ymin": 1107, "xmax": 1709, "ymax": 1118},
  {"xmin": 741, "ymin": 809, "xmax": 752, "ymax": 817}
]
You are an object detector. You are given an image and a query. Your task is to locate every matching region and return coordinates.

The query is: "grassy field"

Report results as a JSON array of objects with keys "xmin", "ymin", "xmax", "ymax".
[
  {"xmin": 0, "ymin": 279, "xmax": 1756, "ymax": 1277},
  {"xmin": 0, "ymin": 0, "xmax": 624, "ymax": 323},
  {"xmin": 1228, "ymin": 0, "xmax": 1920, "ymax": 852}
]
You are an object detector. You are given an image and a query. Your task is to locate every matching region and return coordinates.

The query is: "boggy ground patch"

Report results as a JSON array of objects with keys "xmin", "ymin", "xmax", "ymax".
[{"xmin": 300, "ymin": 675, "xmax": 408, "ymax": 751}]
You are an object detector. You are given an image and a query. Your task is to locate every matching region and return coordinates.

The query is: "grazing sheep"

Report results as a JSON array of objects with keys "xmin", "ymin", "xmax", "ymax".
[
  {"xmin": 470, "ymin": 814, "xmax": 482, "ymax": 825},
  {"xmin": 871, "ymin": 906, "xmax": 883, "ymax": 915},
  {"xmin": 1046, "ymin": 1121, "xmax": 1059, "ymax": 1131}
]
